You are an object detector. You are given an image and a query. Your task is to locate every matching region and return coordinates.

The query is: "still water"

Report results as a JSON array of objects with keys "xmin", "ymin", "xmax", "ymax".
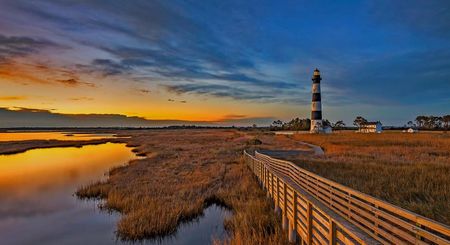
[
  {"xmin": 149, "ymin": 204, "xmax": 231, "ymax": 245},
  {"xmin": 0, "ymin": 137, "xmax": 230, "ymax": 245},
  {"xmin": 0, "ymin": 143, "xmax": 136, "ymax": 245},
  {"xmin": 0, "ymin": 131, "xmax": 116, "ymax": 142}
]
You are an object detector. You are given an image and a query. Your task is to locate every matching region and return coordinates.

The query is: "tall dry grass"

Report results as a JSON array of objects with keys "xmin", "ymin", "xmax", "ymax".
[
  {"xmin": 77, "ymin": 130, "xmax": 287, "ymax": 244},
  {"xmin": 282, "ymin": 131, "xmax": 450, "ymax": 225}
]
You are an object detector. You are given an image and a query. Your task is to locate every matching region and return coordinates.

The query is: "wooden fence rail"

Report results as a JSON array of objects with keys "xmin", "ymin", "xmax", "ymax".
[{"xmin": 243, "ymin": 150, "xmax": 450, "ymax": 245}]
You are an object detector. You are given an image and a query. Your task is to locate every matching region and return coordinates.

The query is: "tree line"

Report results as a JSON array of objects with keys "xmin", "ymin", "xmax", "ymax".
[
  {"xmin": 408, "ymin": 115, "xmax": 450, "ymax": 130},
  {"xmin": 270, "ymin": 114, "xmax": 450, "ymax": 131},
  {"xmin": 270, "ymin": 118, "xmax": 347, "ymax": 131}
]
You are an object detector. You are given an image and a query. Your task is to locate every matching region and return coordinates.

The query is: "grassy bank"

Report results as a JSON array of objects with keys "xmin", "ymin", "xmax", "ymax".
[
  {"xmin": 77, "ymin": 130, "xmax": 287, "ymax": 244},
  {"xmin": 0, "ymin": 138, "xmax": 117, "ymax": 155},
  {"xmin": 284, "ymin": 132, "xmax": 450, "ymax": 225}
]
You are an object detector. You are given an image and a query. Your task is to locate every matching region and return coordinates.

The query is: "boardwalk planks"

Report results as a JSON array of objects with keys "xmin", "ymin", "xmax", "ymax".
[{"xmin": 244, "ymin": 150, "xmax": 450, "ymax": 245}]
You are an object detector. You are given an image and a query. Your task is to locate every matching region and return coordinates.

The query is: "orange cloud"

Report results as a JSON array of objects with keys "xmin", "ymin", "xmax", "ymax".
[
  {"xmin": 0, "ymin": 96, "xmax": 27, "ymax": 101},
  {"xmin": 69, "ymin": 97, "xmax": 94, "ymax": 101},
  {"xmin": 0, "ymin": 62, "xmax": 50, "ymax": 85}
]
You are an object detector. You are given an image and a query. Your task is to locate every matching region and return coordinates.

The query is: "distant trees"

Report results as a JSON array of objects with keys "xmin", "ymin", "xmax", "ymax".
[
  {"xmin": 270, "ymin": 118, "xmax": 347, "ymax": 131},
  {"xmin": 284, "ymin": 118, "xmax": 311, "ymax": 131},
  {"xmin": 414, "ymin": 115, "xmax": 450, "ymax": 130},
  {"xmin": 444, "ymin": 115, "xmax": 450, "ymax": 129},
  {"xmin": 272, "ymin": 120, "xmax": 283, "ymax": 128},
  {"xmin": 270, "ymin": 118, "xmax": 310, "ymax": 131},
  {"xmin": 415, "ymin": 116, "xmax": 426, "ymax": 128},
  {"xmin": 333, "ymin": 120, "xmax": 346, "ymax": 129},
  {"xmin": 353, "ymin": 116, "xmax": 368, "ymax": 129},
  {"xmin": 270, "ymin": 114, "xmax": 450, "ymax": 132}
]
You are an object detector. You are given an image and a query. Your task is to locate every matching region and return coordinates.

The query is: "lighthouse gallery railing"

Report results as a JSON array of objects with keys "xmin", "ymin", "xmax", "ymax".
[{"xmin": 244, "ymin": 150, "xmax": 450, "ymax": 245}]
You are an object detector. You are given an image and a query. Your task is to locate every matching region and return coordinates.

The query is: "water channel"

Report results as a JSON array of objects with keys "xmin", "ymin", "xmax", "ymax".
[{"xmin": 0, "ymin": 132, "xmax": 230, "ymax": 245}]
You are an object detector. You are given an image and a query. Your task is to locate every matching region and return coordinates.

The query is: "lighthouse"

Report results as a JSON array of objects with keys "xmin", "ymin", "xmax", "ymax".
[{"xmin": 310, "ymin": 68, "xmax": 323, "ymax": 133}]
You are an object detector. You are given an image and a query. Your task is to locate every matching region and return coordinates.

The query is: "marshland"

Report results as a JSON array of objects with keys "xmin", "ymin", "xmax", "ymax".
[
  {"xmin": 272, "ymin": 131, "xmax": 450, "ymax": 225},
  {"xmin": 1, "ymin": 129, "xmax": 449, "ymax": 244}
]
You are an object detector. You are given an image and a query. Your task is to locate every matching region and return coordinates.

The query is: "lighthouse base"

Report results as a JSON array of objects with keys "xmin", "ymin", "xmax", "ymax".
[{"xmin": 310, "ymin": 120, "xmax": 323, "ymax": 133}]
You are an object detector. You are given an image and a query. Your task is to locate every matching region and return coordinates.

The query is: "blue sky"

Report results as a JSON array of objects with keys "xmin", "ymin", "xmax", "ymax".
[{"xmin": 0, "ymin": 0, "xmax": 449, "ymax": 126}]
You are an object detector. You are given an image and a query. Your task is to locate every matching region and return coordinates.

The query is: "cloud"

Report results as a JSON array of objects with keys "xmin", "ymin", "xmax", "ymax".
[
  {"xmin": 0, "ymin": 107, "xmax": 273, "ymax": 127},
  {"xmin": 0, "ymin": 96, "xmax": 27, "ymax": 101},
  {"xmin": 167, "ymin": 98, "xmax": 188, "ymax": 103},
  {"xmin": 6, "ymin": 107, "xmax": 54, "ymax": 113},
  {"xmin": 164, "ymin": 83, "xmax": 286, "ymax": 102},
  {"xmin": 138, "ymin": 89, "xmax": 151, "ymax": 94},
  {"xmin": 0, "ymin": 34, "xmax": 58, "ymax": 61},
  {"xmin": 69, "ymin": 97, "xmax": 94, "ymax": 101},
  {"xmin": 56, "ymin": 78, "xmax": 95, "ymax": 87},
  {"xmin": 1, "ymin": 0, "xmax": 449, "ymax": 125},
  {"xmin": 11, "ymin": 1, "xmax": 297, "ymax": 99},
  {"xmin": 75, "ymin": 59, "xmax": 131, "ymax": 77},
  {"xmin": 0, "ymin": 35, "xmax": 87, "ymax": 87},
  {"xmin": 99, "ymin": 44, "xmax": 296, "ymax": 91},
  {"xmin": 221, "ymin": 114, "xmax": 247, "ymax": 120},
  {"xmin": 1, "ymin": 1, "xmax": 302, "ymax": 103}
]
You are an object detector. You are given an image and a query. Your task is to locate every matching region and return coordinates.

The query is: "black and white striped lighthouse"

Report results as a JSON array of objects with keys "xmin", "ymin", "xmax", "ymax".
[{"xmin": 310, "ymin": 68, "xmax": 323, "ymax": 133}]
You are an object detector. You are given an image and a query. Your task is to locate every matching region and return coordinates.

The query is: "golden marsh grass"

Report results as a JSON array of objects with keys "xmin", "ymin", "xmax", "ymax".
[
  {"xmin": 285, "ymin": 131, "xmax": 450, "ymax": 225},
  {"xmin": 77, "ymin": 130, "xmax": 287, "ymax": 244}
]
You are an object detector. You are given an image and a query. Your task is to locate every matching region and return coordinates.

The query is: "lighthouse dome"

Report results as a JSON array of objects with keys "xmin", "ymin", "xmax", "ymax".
[{"xmin": 313, "ymin": 68, "xmax": 320, "ymax": 76}]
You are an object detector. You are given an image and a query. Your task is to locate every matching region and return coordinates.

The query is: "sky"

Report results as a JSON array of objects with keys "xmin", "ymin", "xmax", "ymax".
[{"xmin": 0, "ymin": 0, "xmax": 449, "ymax": 127}]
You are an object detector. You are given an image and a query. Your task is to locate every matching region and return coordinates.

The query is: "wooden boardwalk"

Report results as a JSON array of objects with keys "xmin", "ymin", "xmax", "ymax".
[{"xmin": 244, "ymin": 150, "xmax": 450, "ymax": 245}]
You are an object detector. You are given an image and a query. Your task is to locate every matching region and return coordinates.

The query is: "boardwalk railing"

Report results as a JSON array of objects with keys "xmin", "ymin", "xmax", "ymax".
[{"xmin": 244, "ymin": 150, "xmax": 450, "ymax": 245}]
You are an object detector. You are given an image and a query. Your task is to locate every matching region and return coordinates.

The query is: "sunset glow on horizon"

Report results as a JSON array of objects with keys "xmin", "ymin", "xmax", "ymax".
[{"xmin": 1, "ymin": 1, "xmax": 449, "ymax": 126}]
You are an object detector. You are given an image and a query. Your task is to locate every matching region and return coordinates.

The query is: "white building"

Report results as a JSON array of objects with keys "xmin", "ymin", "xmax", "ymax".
[
  {"xmin": 358, "ymin": 121, "xmax": 382, "ymax": 133},
  {"xmin": 323, "ymin": 126, "xmax": 333, "ymax": 134},
  {"xmin": 407, "ymin": 128, "xmax": 418, "ymax": 133}
]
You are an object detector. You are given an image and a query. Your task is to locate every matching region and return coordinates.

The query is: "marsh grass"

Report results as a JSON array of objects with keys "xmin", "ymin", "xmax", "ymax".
[
  {"xmin": 284, "ymin": 132, "xmax": 450, "ymax": 225},
  {"xmin": 76, "ymin": 130, "xmax": 288, "ymax": 244},
  {"xmin": 0, "ymin": 138, "xmax": 115, "ymax": 155}
]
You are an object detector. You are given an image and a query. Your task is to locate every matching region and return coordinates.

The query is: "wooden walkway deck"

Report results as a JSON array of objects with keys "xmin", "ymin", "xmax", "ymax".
[{"xmin": 244, "ymin": 150, "xmax": 450, "ymax": 245}]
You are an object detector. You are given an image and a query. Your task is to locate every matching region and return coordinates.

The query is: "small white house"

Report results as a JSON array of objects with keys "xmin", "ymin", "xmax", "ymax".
[
  {"xmin": 407, "ymin": 128, "xmax": 418, "ymax": 133},
  {"xmin": 358, "ymin": 121, "xmax": 382, "ymax": 133}
]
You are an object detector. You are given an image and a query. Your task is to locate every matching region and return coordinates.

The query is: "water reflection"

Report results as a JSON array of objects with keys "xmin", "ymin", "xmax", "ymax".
[
  {"xmin": 0, "ymin": 143, "xmax": 136, "ymax": 245},
  {"xmin": 0, "ymin": 131, "xmax": 116, "ymax": 142},
  {"xmin": 0, "ymin": 141, "xmax": 231, "ymax": 245},
  {"xmin": 145, "ymin": 204, "xmax": 231, "ymax": 245}
]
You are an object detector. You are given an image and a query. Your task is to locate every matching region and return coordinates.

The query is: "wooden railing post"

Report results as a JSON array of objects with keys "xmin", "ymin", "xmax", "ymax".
[
  {"xmin": 289, "ymin": 219, "xmax": 296, "ymax": 243},
  {"xmin": 374, "ymin": 204, "xmax": 379, "ymax": 237},
  {"xmin": 251, "ymin": 158, "xmax": 255, "ymax": 172},
  {"xmin": 266, "ymin": 168, "xmax": 269, "ymax": 191},
  {"xmin": 263, "ymin": 164, "xmax": 266, "ymax": 189},
  {"xmin": 282, "ymin": 182, "xmax": 288, "ymax": 230},
  {"xmin": 289, "ymin": 190, "xmax": 297, "ymax": 243},
  {"xmin": 274, "ymin": 176, "xmax": 281, "ymax": 214},
  {"xmin": 329, "ymin": 220, "xmax": 336, "ymax": 245},
  {"xmin": 271, "ymin": 172, "xmax": 274, "ymax": 198},
  {"xmin": 259, "ymin": 162, "xmax": 262, "ymax": 186},
  {"xmin": 307, "ymin": 202, "xmax": 313, "ymax": 245},
  {"xmin": 266, "ymin": 166, "xmax": 268, "ymax": 190},
  {"xmin": 416, "ymin": 223, "xmax": 422, "ymax": 241}
]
